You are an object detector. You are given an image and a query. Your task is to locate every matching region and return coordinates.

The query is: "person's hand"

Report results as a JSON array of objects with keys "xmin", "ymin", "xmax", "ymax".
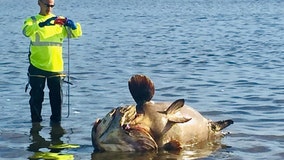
[
  {"xmin": 38, "ymin": 17, "xmax": 57, "ymax": 27},
  {"xmin": 64, "ymin": 19, "xmax": 77, "ymax": 30},
  {"xmin": 54, "ymin": 17, "xmax": 67, "ymax": 26}
]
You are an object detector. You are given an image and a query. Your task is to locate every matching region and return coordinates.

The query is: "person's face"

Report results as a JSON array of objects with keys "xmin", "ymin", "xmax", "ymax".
[{"xmin": 39, "ymin": 0, "xmax": 55, "ymax": 15}]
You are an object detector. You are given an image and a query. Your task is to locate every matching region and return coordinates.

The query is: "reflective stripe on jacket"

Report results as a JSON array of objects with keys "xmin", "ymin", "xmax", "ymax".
[{"xmin": 22, "ymin": 14, "xmax": 82, "ymax": 72}]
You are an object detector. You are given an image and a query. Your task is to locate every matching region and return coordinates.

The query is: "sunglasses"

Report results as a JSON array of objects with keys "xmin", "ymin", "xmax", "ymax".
[{"xmin": 40, "ymin": 0, "xmax": 55, "ymax": 8}]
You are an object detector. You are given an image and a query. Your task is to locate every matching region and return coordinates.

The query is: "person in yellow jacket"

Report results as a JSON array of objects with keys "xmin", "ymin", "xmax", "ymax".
[{"xmin": 22, "ymin": 0, "xmax": 82, "ymax": 123}]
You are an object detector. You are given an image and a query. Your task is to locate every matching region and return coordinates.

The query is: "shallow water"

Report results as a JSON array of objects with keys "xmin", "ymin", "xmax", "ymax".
[{"xmin": 1, "ymin": 0, "xmax": 284, "ymax": 159}]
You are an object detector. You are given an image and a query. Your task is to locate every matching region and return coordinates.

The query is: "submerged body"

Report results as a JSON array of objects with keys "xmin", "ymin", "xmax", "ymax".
[
  {"xmin": 92, "ymin": 99, "xmax": 233, "ymax": 152},
  {"xmin": 92, "ymin": 74, "xmax": 233, "ymax": 152}
]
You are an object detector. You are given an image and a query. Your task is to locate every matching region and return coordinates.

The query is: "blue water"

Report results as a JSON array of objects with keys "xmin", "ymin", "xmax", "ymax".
[{"xmin": 1, "ymin": 0, "xmax": 284, "ymax": 159}]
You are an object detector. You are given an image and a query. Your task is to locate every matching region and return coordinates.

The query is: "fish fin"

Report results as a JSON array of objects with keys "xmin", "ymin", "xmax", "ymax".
[
  {"xmin": 165, "ymin": 99, "xmax": 185, "ymax": 114},
  {"xmin": 210, "ymin": 119, "xmax": 234, "ymax": 132},
  {"xmin": 168, "ymin": 116, "xmax": 192, "ymax": 123},
  {"xmin": 158, "ymin": 99, "xmax": 185, "ymax": 115},
  {"xmin": 128, "ymin": 74, "xmax": 155, "ymax": 105},
  {"xmin": 157, "ymin": 99, "xmax": 190, "ymax": 123},
  {"xmin": 163, "ymin": 140, "xmax": 182, "ymax": 151}
]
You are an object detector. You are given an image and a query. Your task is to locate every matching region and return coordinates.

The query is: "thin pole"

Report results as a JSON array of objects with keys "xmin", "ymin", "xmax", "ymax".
[{"xmin": 66, "ymin": 27, "xmax": 71, "ymax": 118}]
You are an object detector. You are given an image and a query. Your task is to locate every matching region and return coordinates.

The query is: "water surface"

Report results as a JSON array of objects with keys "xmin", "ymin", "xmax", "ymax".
[{"xmin": 1, "ymin": 0, "xmax": 284, "ymax": 159}]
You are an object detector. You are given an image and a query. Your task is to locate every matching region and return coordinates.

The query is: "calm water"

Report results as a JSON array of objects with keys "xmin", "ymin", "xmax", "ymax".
[{"xmin": 1, "ymin": 0, "xmax": 284, "ymax": 159}]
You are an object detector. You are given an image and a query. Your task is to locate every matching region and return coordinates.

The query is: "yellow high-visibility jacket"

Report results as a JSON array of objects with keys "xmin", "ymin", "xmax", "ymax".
[{"xmin": 22, "ymin": 14, "xmax": 82, "ymax": 72}]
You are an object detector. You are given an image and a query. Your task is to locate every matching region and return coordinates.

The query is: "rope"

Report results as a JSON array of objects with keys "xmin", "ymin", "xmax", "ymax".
[{"xmin": 66, "ymin": 26, "xmax": 71, "ymax": 118}]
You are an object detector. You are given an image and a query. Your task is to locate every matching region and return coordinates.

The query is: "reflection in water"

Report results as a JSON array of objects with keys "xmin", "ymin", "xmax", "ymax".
[
  {"xmin": 27, "ymin": 123, "xmax": 75, "ymax": 160},
  {"xmin": 91, "ymin": 140, "xmax": 227, "ymax": 160}
]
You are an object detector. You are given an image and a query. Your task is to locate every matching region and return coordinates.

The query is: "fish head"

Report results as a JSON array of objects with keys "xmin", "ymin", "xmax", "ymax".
[{"xmin": 92, "ymin": 105, "xmax": 157, "ymax": 152}]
